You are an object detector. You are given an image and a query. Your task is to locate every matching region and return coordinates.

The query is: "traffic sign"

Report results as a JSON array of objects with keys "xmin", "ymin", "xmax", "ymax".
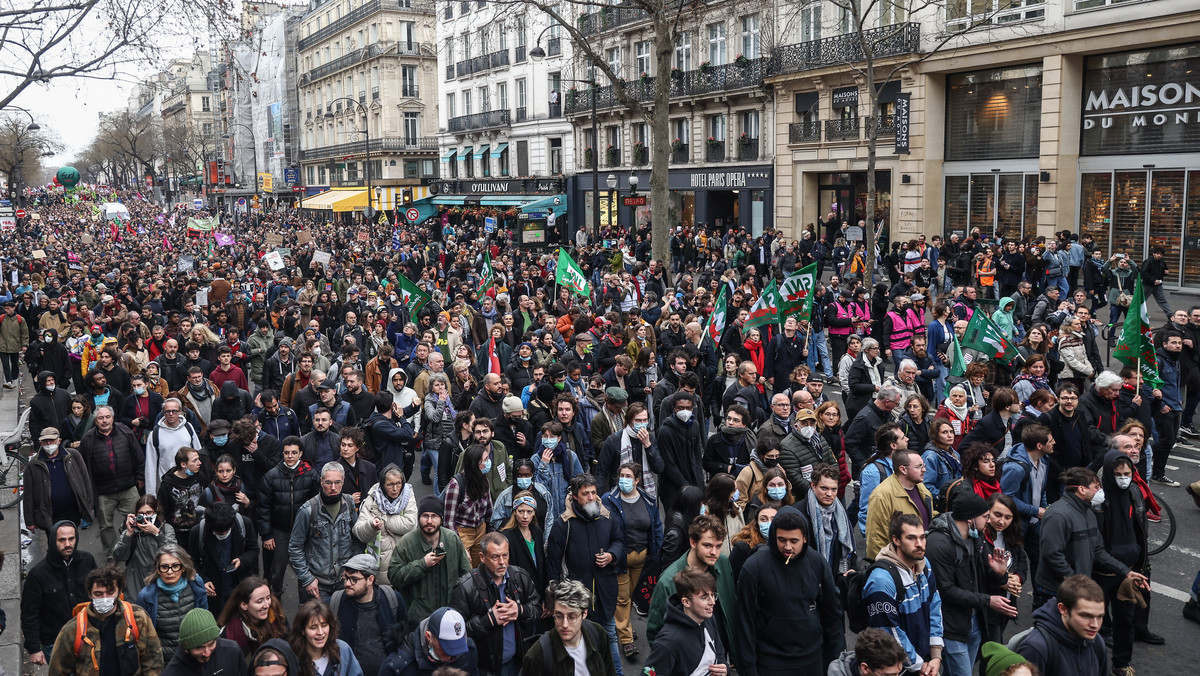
[
  {"xmin": 193, "ymin": 199, "xmax": 204, "ymax": 209},
  {"xmin": 622, "ymin": 195, "xmax": 647, "ymax": 207},
  {"xmin": 405, "ymin": 207, "xmax": 419, "ymax": 222},
  {"xmin": 484, "ymin": 216, "xmax": 496, "ymax": 233},
  {"xmin": 236, "ymin": 198, "xmax": 247, "ymax": 207},
  {"xmin": 15, "ymin": 209, "xmax": 26, "ymax": 219}
]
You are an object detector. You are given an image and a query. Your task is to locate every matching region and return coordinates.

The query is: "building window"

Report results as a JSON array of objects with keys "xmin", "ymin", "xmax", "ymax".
[
  {"xmin": 675, "ymin": 32, "xmax": 692, "ymax": 71},
  {"xmin": 461, "ymin": 33, "xmax": 471, "ymax": 60},
  {"xmin": 548, "ymin": 138, "xmax": 561, "ymax": 174},
  {"xmin": 948, "ymin": 0, "xmax": 1044, "ymax": 29},
  {"xmin": 463, "ymin": 90, "xmax": 472, "ymax": 115},
  {"xmin": 740, "ymin": 110, "xmax": 760, "ymax": 139},
  {"xmin": 606, "ymin": 47, "xmax": 622, "ymax": 79},
  {"xmin": 498, "ymin": 23, "xmax": 507, "ymax": 51},
  {"xmin": 202, "ymin": 123, "xmax": 213, "ymax": 136},
  {"xmin": 740, "ymin": 15, "xmax": 760, "ymax": 59},
  {"xmin": 672, "ymin": 118, "xmax": 690, "ymax": 146},
  {"xmin": 708, "ymin": 114, "xmax": 726, "ymax": 142},
  {"xmin": 405, "ymin": 160, "xmax": 419, "ymax": 178},
  {"xmin": 307, "ymin": 166, "xmax": 316, "ymax": 185},
  {"xmin": 404, "ymin": 113, "xmax": 419, "ymax": 142},
  {"xmin": 400, "ymin": 21, "xmax": 415, "ymax": 49},
  {"xmin": 607, "ymin": 125, "xmax": 621, "ymax": 153},
  {"xmin": 635, "ymin": 123, "xmax": 648, "ymax": 146},
  {"xmin": 479, "ymin": 86, "xmax": 490, "ymax": 112},
  {"xmin": 516, "ymin": 78, "xmax": 527, "ymax": 119},
  {"xmin": 499, "ymin": 145, "xmax": 510, "ymax": 176},
  {"xmin": 423, "ymin": 159, "xmax": 436, "ymax": 177},
  {"xmin": 497, "ymin": 82, "xmax": 508, "ymax": 111},
  {"xmin": 402, "ymin": 66, "xmax": 418, "ymax": 97},
  {"xmin": 447, "ymin": 93, "xmax": 456, "ymax": 119},
  {"xmin": 635, "ymin": 41, "xmax": 652, "ymax": 77},
  {"xmin": 707, "ymin": 23, "xmax": 726, "ymax": 66},
  {"xmin": 801, "ymin": 2, "xmax": 821, "ymax": 42},
  {"xmin": 945, "ymin": 65, "xmax": 1042, "ymax": 161},
  {"xmin": 518, "ymin": 139, "xmax": 531, "ymax": 175},
  {"xmin": 839, "ymin": 6, "xmax": 852, "ymax": 33},
  {"xmin": 201, "ymin": 96, "xmax": 211, "ymax": 112}
]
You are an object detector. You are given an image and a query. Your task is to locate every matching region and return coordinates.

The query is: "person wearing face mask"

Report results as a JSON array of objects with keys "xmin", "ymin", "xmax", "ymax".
[
  {"xmin": 120, "ymin": 372, "xmax": 165, "ymax": 446},
  {"xmin": 778, "ymin": 408, "xmax": 839, "ymax": 501},
  {"xmin": 29, "ymin": 369, "xmax": 73, "ymax": 444},
  {"xmin": 23, "ymin": 426, "xmax": 94, "ymax": 533},
  {"xmin": 926, "ymin": 491, "xmax": 1015, "ymax": 676},
  {"xmin": 289, "ymin": 462, "xmax": 360, "ymax": 603},
  {"xmin": 597, "ymin": 402, "xmax": 665, "ymax": 503},
  {"xmin": 602, "ymin": 462, "xmax": 665, "ymax": 659},
  {"xmin": 190, "ymin": 502, "xmax": 260, "ymax": 614},
  {"xmin": 492, "ymin": 395, "xmax": 535, "ymax": 460},
  {"xmin": 1035, "ymin": 467, "xmax": 1148, "ymax": 614},
  {"xmin": 21, "ymin": 520, "xmax": 99, "ymax": 665},
  {"xmin": 27, "ymin": 329, "xmax": 73, "ymax": 397},
  {"xmin": 47, "ymin": 562, "xmax": 164, "ymax": 676},
  {"xmin": 529, "ymin": 422, "xmax": 585, "ymax": 518}
]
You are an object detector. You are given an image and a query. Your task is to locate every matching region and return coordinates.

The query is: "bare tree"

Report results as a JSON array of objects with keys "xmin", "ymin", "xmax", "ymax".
[
  {"xmin": 0, "ymin": 0, "xmax": 235, "ymax": 111},
  {"xmin": 92, "ymin": 109, "xmax": 162, "ymax": 187},
  {"xmin": 0, "ymin": 114, "xmax": 62, "ymax": 200}
]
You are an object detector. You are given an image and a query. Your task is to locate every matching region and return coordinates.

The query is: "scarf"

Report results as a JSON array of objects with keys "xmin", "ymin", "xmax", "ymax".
[
  {"xmin": 1132, "ymin": 472, "xmax": 1162, "ymax": 519},
  {"xmin": 188, "ymin": 381, "xmax": 211, "ymax": 400},
  {"xmin": 973, "ymin": 477, "xmax": 1001, "ymax": 501},
  {"xmin": 157, "ymin": 576, "xmax": 189, "ymax": 603},
  {"xmin": 744, "ymin": 339, "xmax": 765, "ymax": 376},
  {"xmin": 865, "ymin": 356, "xmax": 884, "ymax": 389},
  {"xmin": 804, "ymin": 490, "xmax": 853, "ymax": 574},
  {"xmin": 1013, "ymin": 373, "xmax": 1050, "ymax": 396},
  {"xmin": 942, "ymin": 397, "xmax": 968, "ymax": 419},
  {"xmin": 371, "ymin": 482, "xmax": 413, "ymax": 516},
  {"xmin": 619, "ymin": 426, "xmax": 658, "ymax": 498}
]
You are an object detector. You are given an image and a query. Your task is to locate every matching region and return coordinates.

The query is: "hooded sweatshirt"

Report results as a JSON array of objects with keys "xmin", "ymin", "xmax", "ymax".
[
  {"xmin": 1097, "ymin": 450, "xmax": 1146, "ymax": 572},
  {"xmin": 1013, "ymin": 596, "xmax": 1108, "ymax": 676},
  {"xmin": 864, "ymin": 543, "xmax": 944, "ymax": 668},
  {"xmin": 20, "ymin": 521, "xmax": 98, "ymax": 652},
  {"xmin": 735, "ymin": 505, "xmax": 845, "ymax": 675}
]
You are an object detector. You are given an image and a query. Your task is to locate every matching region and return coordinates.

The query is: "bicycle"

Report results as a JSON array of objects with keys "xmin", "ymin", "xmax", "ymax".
[
  {"xmin": 0, "ymin": 407, "xmax": 31, "ymax": 509},
  {"xmin": 1147, "ymin": 491, "xmax": 1175, "ymax": 556}
]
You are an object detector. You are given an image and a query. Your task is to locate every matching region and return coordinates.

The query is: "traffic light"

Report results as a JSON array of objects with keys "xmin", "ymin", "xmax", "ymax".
[{"xmin": 402, "ymin": 188, "xmax": 413, "ymax": 205}]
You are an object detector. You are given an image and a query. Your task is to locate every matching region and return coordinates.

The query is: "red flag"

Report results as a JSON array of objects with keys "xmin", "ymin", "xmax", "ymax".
[
  {"xmin": 109, "ymin": 223, "xmax": 117, "ymax": 240},
  {"xmin": 163, "ymin": 234, "xmax": 173, "ymax": 251},
  {"xmin": 487, "ymin": 337, "xmax": 501, "ymax": 375},
  {"xmin": 126, "ymin": 220, "xmax": 136, "ymax": 234}
]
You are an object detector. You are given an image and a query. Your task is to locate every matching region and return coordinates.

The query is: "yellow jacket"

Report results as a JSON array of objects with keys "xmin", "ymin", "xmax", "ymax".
[{"xmin": 865, "ymin": 473, "xmax": 935, "ymax": 559}]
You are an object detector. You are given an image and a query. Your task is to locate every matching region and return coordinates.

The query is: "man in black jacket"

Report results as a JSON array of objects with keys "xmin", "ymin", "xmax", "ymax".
[
  {"xmin": 764, "ymin": 316, "xmax": 804, "ymax": 395},
  {"xmin": 926, "ymin": 492, "xmax": 1014, "ymax": 676},
  {"xmin": 367, "ymin": 391, "xmax": 419, "ymax": 476},
  {"xmin": 1013, "ymin": 575, "xmax": 1109, "ymax": 676},
  {"xmin": 332, "ymin": 554, "xmax": 408, "ymax": 676},
  {"xmin": 450, "ymin": 532, "xmax": 542, "ymax": 676},
  {"xmin": 78, "ymin": 405, "xmax": 144, "ymax": 552},
  {"xmin": 28, "ymin": 370, "xmax": 72, "ymax": 442},
  {"xmin": 189, "ymin": 502, "xmax": 260, "ymax": 613},
  {"xmin": 844, "ymin": 386, "xmax": 902, "ymax": 478},
  {"xmin": 644, "ymin": 567, "xmax": 728, "ymax": 676},
  {"xmin": 262, "ymin": 337, "xmax": 296, "ymax": 393},
  {"xmin": 1139, "ymin": 247, "xmax": 1172, "ymax": 315},
  {"xmin": 256, "ymin": 436, "xmax": 319, "ymax": 596},
  {"xmin": 21, "ymin": 521, "xmax": 97, "ymax": 665},
  {"xmin": 656, "ymin": 396, "xmax": 705, "ymax": 516}
]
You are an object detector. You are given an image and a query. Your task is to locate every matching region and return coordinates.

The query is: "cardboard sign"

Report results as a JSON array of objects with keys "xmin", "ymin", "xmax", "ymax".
[
  {"xmin": 31, "ymin": 250, "xmax": 45, "ymax": 259},
  {"xmin": 265, "ymin": 233, "xmax": 284, "ymax": 246},
  {"xmin": 263, "ymin": 251, "xmax": 285, "ymax": 270},
  {"xmin": 312, "ymin": 250, "xmax": 332, "ymax": 268},
  {"xmin": 80, "ymin": 234, "xmax": 94, "ymax": 244},
  {"xmin": 356, "ymin": 232, "xmax": 369, "ymax": 242},
  {"xmin": 195, "ymin": 288, "xmax": 209, "ymax": 306},
  {"xmin": 297, "ymin": 229, "xmax": 313, "ymax": 244},
  {"xmin": 177, "ymin": 256, "xmax": 195, "ymax": 273}
]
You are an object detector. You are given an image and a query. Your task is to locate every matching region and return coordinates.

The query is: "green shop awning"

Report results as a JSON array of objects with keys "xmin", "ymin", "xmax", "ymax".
[
  {"xmin": 460, "ymin": 147, "xmax": 472, "ymax": 161},
  {"xmin": 405, "ymin": 196, "xmax": 439, "ymax": 223},
  {"xmin": 490, "ymin": 143, "xmax": 509, "ymax": 158},
  {"xmin": 520, "ymin": 194, "xmax": 568, "ymax": 217},
  {"xmin": 473, "ymin": 145, "xmax": 489, "ymax": 159},
  {"xmin": 441, "ymin": 149, "xmax": 458, "ymax": 163}
]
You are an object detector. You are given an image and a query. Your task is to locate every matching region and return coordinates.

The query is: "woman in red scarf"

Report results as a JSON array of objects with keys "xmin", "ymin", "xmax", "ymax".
[
  {"xmin": 952, "ymin": 442, "xmax": 1002, "ymax": 502},
  {"xmin": 743, "ymin": 327, "xmax": 765, "ymax": 390}
]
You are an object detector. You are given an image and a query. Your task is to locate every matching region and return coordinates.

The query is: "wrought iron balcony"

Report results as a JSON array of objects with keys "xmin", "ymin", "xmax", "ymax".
[
  {"xmin": 825, "ymin": 117, "xmax": 860, "ymax": 141},
  {"xmin": 606, "ymin": 147, "xmax": 621, "ymax": 167},
  {"xmin": 402, "ymin": 85, "xmax": 420, "ymax": 97},
  {"xmin": 632, "ymin": 145, "xmax": 648, "ymax": 166},
  {"xmin": 577, "ymin": 7, "xmax": 650, "ymax": 36},
  {"xmin": 300, "ymin": 43, "xmax": 429, "ymax": 85},
  {"xmin": 706, "ymin": 141, "xmax": 726, "ymax": 163},
  {"xmin": 768, "ymin": 23, "xmax": 921, "ymax": 77},
  {"xmin": 298, "ymin": 0, "xmax": 434, "ymax": 51},
  {"xmin": 789, "ymin": 121, "xmax": 820, "ymax": 143},
  {"xmin": 300, "ymin": 136, "xmax": 439, "ymax": 161},
  {"xmin": 447, "ymin": 109, "xmax": 511, "ymax": 133},
  {"xmin": 562, "ymin": 60, "xmax": 766, "ymax": 115},
  {"xmin": 869, "ymin": 114, "xmax": 896, "ymax": 137},
  {"xmin": 372, "ymin": 87, "xmax": 380, "ymax": 100},
  {"xmin": 455, "ymin": 50, "xmax": 509, "ymax": 78},
  {"xmin": 738, "ymin": 140, "xmax": 760, "ymax": 161},
  {"xmin": 671, "ymin": 146, "xmax": 689, "ymax": 164}
]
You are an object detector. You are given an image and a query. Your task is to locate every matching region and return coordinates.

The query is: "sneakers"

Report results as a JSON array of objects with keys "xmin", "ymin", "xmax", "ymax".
[
  {"xmin": 1182, "ymin": 425, "xmax": 1200, "ymax": 438},
  {"xmin": 1112, "ymin": 666, "xmax": 1136, "ymax": 676},
  {"xmin": 621, "ymin": 643, "xmax": 639, "ymax": 659},
  {"xmin": 1151, "ymin": 475, "xmax": 1181, "ymax": 487},
  {"xmin": 1185, "ymin": 599, "xmax": 1200, "ymax": 625},
  {"xmin": 1186, "ymin": 481, "xmax": 1200, "ymax": 509},
  {"xmin": 1147, "ymin": 511, "xmax": 1162, "ymax": 524},
  {"xmin": 2, "ymin": 382, "xmax": 13, "ymax": 389}
]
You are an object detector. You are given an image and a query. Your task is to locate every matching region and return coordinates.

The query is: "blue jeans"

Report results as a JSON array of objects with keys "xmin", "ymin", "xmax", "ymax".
[
  {"xmin": 500, "ymin": 660, "xmax": 520, "ymax": 676},
  {"xmin": 421, "ymin": 446, "xmax": 439, "ymax": 484},
  {"xmin": 935, "ymin": 365, "xmax": 949, "ymax": 405},
  {"xmin": 942, "ymin": 613, "xmax": 982, "ymax": 676},
  {"xmin": 1191, "ymin": 569, "xmax": 1200, "ymax": 602},
  {"xmin": 1049, "ymin": 275, "xmax": 1069, "ymax": 297},
  {"xmin": 605, "ymin": 617, "xmax": 624, "ymax": 676},
  {"xmin": 807, "ymin": 330, "xmax": 832, "ymax": 378}
]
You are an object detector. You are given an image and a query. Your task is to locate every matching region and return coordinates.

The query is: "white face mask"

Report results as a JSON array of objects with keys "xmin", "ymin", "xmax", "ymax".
[
  {"xmin": 214, "ymin": 530, "xmax": 231, "ymax": 541},
  {"xmin": 42, "ymin": 444, "xmax": 59, "ymax": 455},
  {"xmin": 1090, "ymin": 488, "xmax": 1106, "ymax": 508},
  {"xmin": 1115, "ymin": 475, "xmax": 1133, "ymax": 490},
  {"xmin": 799, "ymin": 426, "xmax": 816, "ymax": 439},
  {"xmin": 92, "ymin": 595, "xmax": 117, "ymax": 614},
  {"xmin": 675, "ymin": 409, "xmax": 693, "ymax": 423}
]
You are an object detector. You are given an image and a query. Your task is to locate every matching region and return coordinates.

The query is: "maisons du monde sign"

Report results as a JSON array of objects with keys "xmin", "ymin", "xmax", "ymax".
[{"xmin": 1081, "ymin": 47, "xmax": 1200, "ymax": 155}]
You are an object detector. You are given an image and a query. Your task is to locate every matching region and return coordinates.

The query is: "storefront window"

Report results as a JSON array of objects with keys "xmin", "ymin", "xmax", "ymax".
[
  {"xmin": 671, "ymin": 191, "xmax": 695, "ymax": 229},
  {"xmin": 946, "ymin": 65, "xmax": 1042, "ymax": 161},
  {"xmin": 944, "ymin": 172, "xmax": 1038, "ymax": 240},
  {"xmin": 1079, "ymin": 173, "xmax": 1112, "ymax": 256},
  {"xmin": 751, "ymin": 190, "xmax": 765, "ymax": 237},
  {"xmin": 1185, "ymin": 174, "xmax": 1200, "ymax": 287},
  {"xmin": 1082, "ymin": 44, "xmax": 1200, "ymax": 156}
]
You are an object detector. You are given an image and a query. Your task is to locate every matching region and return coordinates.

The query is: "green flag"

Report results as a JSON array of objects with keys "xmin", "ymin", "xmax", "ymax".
[
  {"xmin": 778, "ymin": 263, "xmax": 818, "ymax": 323},
  {"xmin": 396, "ymin": 274, "xmax": 431, "ymax": 316},
  {"xmin": 187, "ymin": 216, "xmax": 216, "ymax": 231},
  {"xmin": 480, "ymin": 252, "xmax": 495, "ymax": 295},
  {"xmin": 555, "ymin": 249, "xmax": 592, "ymax": 298},
  {"xmin": 743, "ymin": 279, "xmax": 780, "ymax": 334},
  {"xmin": 960, "ymin": 310, "xmax": 1017, "ymax": 364},
  {"xmin": 1112, "ymin": 275, "xmax": 1163, "ymax": 388},
  {"xmin": 704, "ymin": 285, "xmax": 728, "ymax": 345},
  {"xmin": 949, "ymin": 335, "xmax": 967, "ymax": 378}
]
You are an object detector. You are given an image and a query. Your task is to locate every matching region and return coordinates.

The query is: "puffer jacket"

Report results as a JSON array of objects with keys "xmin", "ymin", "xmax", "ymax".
[
  {"xmin": 255, "ymin": 459, "xmax": 319, "ymax": 536},
  {"xmin": 778, "ymin": 426, "xmax": 836, "ymax": 499},
  {"xmin": 422, "ymin": 391, "xmax": 456, "ymax": 452},
  {"xmin": 246, "ymin": 330, "xmax": 275, "ymax": 384},
  {"xmin": 1057, "ymin": 333, "xmax": 1094, "ymax": 379},
  {"xmin": 352, "ymin": 483, "xmax": 418, "ymax": 571},
  {"xmin": 288, "ymin": 493, "xmax": 361, "ymax": 588}
]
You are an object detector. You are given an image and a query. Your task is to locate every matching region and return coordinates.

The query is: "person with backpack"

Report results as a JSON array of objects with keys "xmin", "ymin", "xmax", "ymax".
[
  {"xmin": 1001, "ymin": 424, "xmax": 1052, "ymax": 587},
  {"xmin": 520, "ymin": 580, "xmax": 614, "ymax": 676},
  {"xmin": 857, "ymin": 513, "xmax": 944, "ymax": 675},
  {"xmin": 926, "ymin": 492, "xmax": 1015, "ymax": 676},
  {"xmin": 330, "ymin": 554, "xmax": 409, "ymax": 676},
  {"xmin": 642, "ymin": 567, "xmax": 729, "ymax": 676},
  {"xmin": 145, "ymin": 398, "xmax": 203, "ymax": 495},
  {"xmin": 922, "ymin": 419, "xmax": 963, "ymax": 514},
  {"xmin": 288, "ymin": 461, "xmax": 360, "ymax": 603},
  {"xmin": 22, "ymin": 520, "xmax": 97, "ymax": 666},
  {"xmin": 47, "ymin": 562, "xmax": 163, "ymax": 676},
  {"xmin": 864, "ymin": 447, "xmax": 933, "ymax": 561},
  {"xmin": 189, "ymin": 502, "xmax": 259, "ymax": 614},
  {"xmin": 856, "ymin": 421, "xmax": 907, "ymax": 538},
  {"xmin": 378, "ymin": 606, "xmax": 479, "ymax": 676},
  {"xmin": 1011, "ymin": 575, "xmax": 1109, "ymax": 676}
]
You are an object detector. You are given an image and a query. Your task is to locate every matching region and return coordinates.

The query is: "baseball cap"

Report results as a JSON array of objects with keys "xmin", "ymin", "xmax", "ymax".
[
  {"xmin": 795, "ymin": 409, "xmax": 817, "ymax": 422},
  {"xmin": 428, "ymin": 608, "xmax": 469, "ymax": 656}
]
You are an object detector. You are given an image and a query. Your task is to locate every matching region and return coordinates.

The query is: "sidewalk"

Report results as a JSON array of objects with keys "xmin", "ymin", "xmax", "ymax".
[{"xmin": 0, "ymin": 379, "xmax": 22, "ymax": 676}]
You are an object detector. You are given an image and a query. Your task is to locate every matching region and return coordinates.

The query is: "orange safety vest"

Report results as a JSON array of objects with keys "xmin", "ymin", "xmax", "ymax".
[{"xmin": 976, "ymin": 258, "xmax": 996, "ymax": 286}]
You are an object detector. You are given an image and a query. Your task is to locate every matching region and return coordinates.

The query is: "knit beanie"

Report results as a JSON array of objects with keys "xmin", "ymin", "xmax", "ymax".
[
  {"xmin": 981, "ymin": 641, "xmax": 1029, "ymax": 676},
  {"xmin": 951, "ymin": 491, "xmax": 990, "ymax": 522},
  {"xmin": 419, "ymin": 494, "xmax": 445, "ymax": 520},
  {"xmin": 178, "ymin": 608, "xmax": 220, "ymax": 650}
]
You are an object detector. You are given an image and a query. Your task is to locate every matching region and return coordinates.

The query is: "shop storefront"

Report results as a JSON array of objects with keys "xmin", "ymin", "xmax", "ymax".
[
  {"xmin": 406, "ymin": 178, "xmax": 567, "ymax": 241},
  {"xmin": 1076, "ymin": 43, "xmax": 1200, "ymax": 288},
  {"xmin": 569, "ymin": 165, "xmax": 773, "ymax": 240},
  {"xmin": 942, "ymin": 64, "xmax": 1044, "ymax": 241}
]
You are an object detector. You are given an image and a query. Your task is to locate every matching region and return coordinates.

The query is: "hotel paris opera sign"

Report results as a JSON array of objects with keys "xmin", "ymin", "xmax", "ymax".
[{"xmin": 1081, "ymin": 45, "xmax": 1200, "ymax": 156}]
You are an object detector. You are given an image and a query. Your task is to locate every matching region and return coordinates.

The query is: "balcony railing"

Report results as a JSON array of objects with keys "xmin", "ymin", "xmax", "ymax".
[
  {"xmin": 563, "ymin": 59, "xmax": 767, "ymax": 115},
  {"xmin": 737, "ymin": 140, "xmax": 760, "ymax": 161},
  {"xmin": 768, "ymin": 22, "xmax": 921, "ymax": 77},
  {"xmin": 300, "ymin": 42, "xmax": 429, "ymax": 84},
  {"xmin": 578, "ymin": 7, "xmax": 650, "ymax": 36},
  {"xmin": 402, "ymin": 85, "xmax": 420, "ymax": 97},
  {"xmin": 546, "ymin": 37, "xmax": 562, "ymax": 56},
  {"xmin": 447, "ymin": 109, "xmax": 511, "ymax": 132},
  {"xmin": 671, "ymin": 146, "xmax": 689, "ymax": 164},
  {"xmin": 870, "ymin": 114, "xmax": 896, "ymax": 137},
  {"xmin": 789, "ymin": 121, "xmax": 820, "ymax": 143},
  {"xmin": 515, "ymin": 46, "xmax": 526, "ymax": 63},
  {"xmin": 298, "ymin": 0, "xmax": 433, "ymax": 51},
  {"xmin": 706, "ymin": 141, "xmax": 726, "ymax": 163},
  {"xmin": 300, "ymin": 136, "xmax": 439, "ymax": 161},
  {"xmin": 825, "ymin": 117, "xmax": 860, "ymax": 141},
  {"xmin": 632, "ymin": 145, "xmax": 648, "ymax": 165},
  {"xmin": 606, "ymin": 148, "xmax": 621, "ymax": 167},
  {"xmin": 455, "ymin": 49, "xmax": 509, "ymax": 78},
  {"xmin": 548, "ymin": 102, "xmax": 562, "ymax": 118}
]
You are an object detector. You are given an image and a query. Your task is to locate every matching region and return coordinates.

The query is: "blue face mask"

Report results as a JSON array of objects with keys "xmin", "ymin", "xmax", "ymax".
[
  {"xmin": 133, "ymin": 387, "xmax": 145, "ymax": 396},
  {"xmin": 618, "ymin": 477, "xmax": 635, "ymax": 494},
  {"xmin": 516, "ymin": 477, "xmax": 532, "ymax": 490},
  {"xmin": 185, "ymin": 468, "xmax": 195, "ymax": 477},
  {"xmin": 633, "ymin": 422, "xmax": 649, "ymax": 433},
  {"xmin": 767, "ymin": 486, "xmax": 787, "ymax": 501},
  {"xmin": 481, "ymin": 459, "xmax": 493, "ymax": 475},
  {"xmin": 544, "ymin": 437, "xmax": 559, "ymax": 449},
  {"xmin": 758, "ymin": 521, "xmax": 772, "ymax": 538},
  {"xmin": 730, "ymin": 489, "xmax": 740, "ymax": 503},
  {"xmin": 213, "ymin": 435, "xmax": 228, "ymax": 446},
  {"xmin": 968, "ymin": 526, "xmax": 979, "ymax": 539}
]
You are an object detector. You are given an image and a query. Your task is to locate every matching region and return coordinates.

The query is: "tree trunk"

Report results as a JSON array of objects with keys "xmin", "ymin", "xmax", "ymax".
[{"xmin": 650, "ymin": 15, "xmax": 673, "ymax": 269}]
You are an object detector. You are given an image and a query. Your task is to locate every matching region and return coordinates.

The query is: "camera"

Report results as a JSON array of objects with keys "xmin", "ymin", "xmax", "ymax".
[{"xmin": 135, "ymin": 514, "xmax": 150, "ymax": 524}]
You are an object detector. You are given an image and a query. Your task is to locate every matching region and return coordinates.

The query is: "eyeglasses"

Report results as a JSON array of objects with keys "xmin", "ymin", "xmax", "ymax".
[
  {"xmin": 384, "ymin": 481, "xmax": 405, "ymax": 490},
  {"xmin": 158, "ymin": 563, "xmax": 184, "ymax": 573},
  {"xmin": 341, "ymin": 573, "xmax": 364, "ymax": 583},
  {"xmin": 322, "ymin": 480, "xmax": 344, "ymax": 487},
  {"xmin": 553, "ymin": 612, "xmax": 582, "ymax": 624}
]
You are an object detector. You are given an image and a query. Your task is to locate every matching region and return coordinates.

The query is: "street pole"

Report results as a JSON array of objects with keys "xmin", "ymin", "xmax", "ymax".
[
  {"xmin": 591, "ymin": 78, "xmax": 599, "ymax": 244},
  {"xmin": 364, "ymin": 103, "xmax": 373, "ymax": 222}
]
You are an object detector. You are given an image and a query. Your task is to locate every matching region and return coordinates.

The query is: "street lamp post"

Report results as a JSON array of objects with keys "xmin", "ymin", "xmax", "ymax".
[
  {"xmin": 324, "ymin": 98, "xmax": 376, "ymax": 221},
  {"xmin": 606, "ymin": 172, "xmax": 617, "ymax": 231}
]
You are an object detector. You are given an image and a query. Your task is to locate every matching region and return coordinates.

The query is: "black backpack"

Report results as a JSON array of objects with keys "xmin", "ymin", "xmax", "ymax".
[{"xmin": 844, "ymin": 558, "xmax": 905, "ymax": 633}]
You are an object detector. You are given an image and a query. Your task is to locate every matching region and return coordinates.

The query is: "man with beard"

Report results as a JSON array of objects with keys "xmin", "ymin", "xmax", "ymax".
[
  {"xmin": 329, "ymin": 554, "xmax": 408, "ymax": 676},
  {"xmin": 864, "ymin": 513, "xmax": 944, "ymax": 675},
  {"xmin": 162, "ymin": 608, "xmax": 247, "ymax": 676},
  {"xmin": 388, "ymin": 496, "xmax": 472, "ymax": 619},
  {"xmin": 28, "ymin": 369, "xmax": 72, "ymax": 442},
  {"xmin": 155, "ymin": 338, "xmax": 189, "ymax": 392},
  {"xmin": 21, "ymin": 521, "xmax": 97, "ymax": 665},
  {"xmin": 281, "ymin": 352, "xmax": 316, "ymax": 408},
  {"xmin": 901, "ymin": 335, "xmax": 938, "ymax": 402},
  {"xmin": 292, "ymin": 368, "xmax": 326, "ymax": 433},
  {"xmin": 470, "ymin": 372, "xmax": 506, "ymax": 421},
  {"xmin": 262, "ymin": 336, "xmax": 295, "ymax": 393},
  {"xmin": 289, "ymin": 461, "xmax": 359, "ymax": 602},
  {"xmin": 703, "ymin": 404, "xmax": 756, "ymax": 479},
  {"xmin": 257, "ymin": 436, "xmax": 319, "ymax": 596}
]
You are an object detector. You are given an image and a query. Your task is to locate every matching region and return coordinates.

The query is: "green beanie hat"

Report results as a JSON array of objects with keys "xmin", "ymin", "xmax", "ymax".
[
  {"xmin": 178, "ymin": 608, "xmax": 220, "ymax": 650},
  {"xmin": 981, "ymin": 641, "xmax": 1028, "ymax": 676}
]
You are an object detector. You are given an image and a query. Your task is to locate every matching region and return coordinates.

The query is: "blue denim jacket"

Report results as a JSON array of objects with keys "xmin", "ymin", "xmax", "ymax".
[{"xmin": 1157, "ymin": 349, "xmax": 1183, "ymax": 410}]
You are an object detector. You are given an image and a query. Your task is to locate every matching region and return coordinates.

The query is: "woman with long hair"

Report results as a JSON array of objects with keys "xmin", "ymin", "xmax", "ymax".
[
  {"xmin": 745, "ymin": 466, "xmax": 795, "ymax": 525},
  {"xmin": 217, "ymin": 576, "xmax": 289, "ymax": 657},
  {"xmin": 661, "ymin": 485, "xmax": 704, "ymax": 566},
  {"xmin": 729, "ymin": 505, "xmax": 778, "ymax": 580},
  {"xmin": 112, "ymin": 494, "xmax": 177, "ymax": 596},
  {"xmin": 951, "ymin": 442, "xmax": 1003, "ymax": 503},
  {"xmin": 898, "ymin": 394, "xmax": 934, "ymax": 454},
  {"xmin": 1011, "ymin": 354, "xmax": 1052, "ymax": 404},
  {"xmin": 815, "ymin": 401, "xmax": 851, "ymax": 496},
  {"xmin": 1056, "ymin": 317, "xmax": 1094, "ymax": 392},
  {"xmin": 1017, "ymin": 323, "xmax": 1052, "ymax": 364},
  {"xmin": 500, "ymin": 490, "xmax": 547, "ymax": 590},
  {"xmin": 701, "ymin": 473, "xmax": 745, "ymax": 556},
  {"xmin": 352, "ymin": 464, "xmax": 417, "ymax": 571},
  {"xmin": 922, "ymin": 419, "xmax": 963, "ymax": 513},
  {"xmin": 60, "ymin": 395, "xmax": 94, "ymax": 450},
  {"xmin": 288, "ymin": 599, "xmax": 364, "ymax": 676},
  {"xmin": 442, "ymin": 444, "xmax": 494, "ymax": 566},
  {"xmin": 982, "ymin": 493, "xmax": 1027, "ymax": 643},
  {"xmin": 137, "ymin": 544, "xmax": 209, "ymax": 662},
  {"xmin": 200, "ymin": 454, "xmax": 251, "ymax": 515}
]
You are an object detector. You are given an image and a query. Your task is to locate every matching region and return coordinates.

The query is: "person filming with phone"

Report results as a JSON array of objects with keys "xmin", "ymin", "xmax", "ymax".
[{"xmin": 388, "ymin": 495, "xmax": 471, "ymax": 620}]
